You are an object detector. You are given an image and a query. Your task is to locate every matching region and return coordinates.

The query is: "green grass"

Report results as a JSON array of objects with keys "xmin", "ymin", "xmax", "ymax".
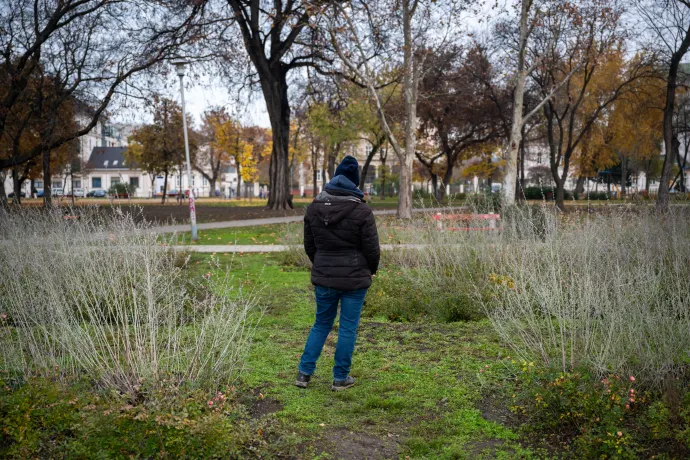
[
  {"xmin": 181, "ymin": 224, "xmax": 291, "ymax": 245},
  {"xmin": 175, "ymin": 217, "xmax": 435, "ymax": 246},
  {"xmin": 186, "ymin": 252, "xmax": 538, "ymax": 458}
]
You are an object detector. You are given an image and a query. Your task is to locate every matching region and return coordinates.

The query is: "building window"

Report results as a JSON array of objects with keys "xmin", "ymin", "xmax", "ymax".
[
  {"xmin": 130, "ymin": 177, "xmax": 139, "ymax": 188},
  {"xmin": 191, "ymin": 175, "xmax": 195, "ymax": 186},
  {"xmin": 53, "ymin": 180, "xmax": 63, "ymax": 188},
  {"xmin": 111, "ymin": 177, "xmax": 120, "ymax": 185},
  {"xmin": 35, "ymin": 181, "xmax": 43, "ymax": 189},
  {"xmin": 73, "ymin": 180, "xmax": 82, "ymax": 189},
  {"xmin": 202, "ymin": 177, "xmax": 207, "ymax": 186},
  {"xmin": 92, "ymin": 177, "xmax": 102, "ymax": 188},
  {"xmin": 316, "ymin": 169, "xmax": 322, "ymax": 182}
]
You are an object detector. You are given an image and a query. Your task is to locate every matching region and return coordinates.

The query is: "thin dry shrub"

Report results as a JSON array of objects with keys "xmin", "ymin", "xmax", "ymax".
[
  {"xmin": 0, "ymin": 207, "xmax": 262, "ymax": 397},
  {"xmin": 401, "ymin": 203, "xmax": 690, "ymax": 387}
]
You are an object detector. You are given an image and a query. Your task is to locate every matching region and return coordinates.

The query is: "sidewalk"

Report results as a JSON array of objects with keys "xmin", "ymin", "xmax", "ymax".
[{"xmin": 155, "ymin": 207, "xmax": 463, "ymax": 234}]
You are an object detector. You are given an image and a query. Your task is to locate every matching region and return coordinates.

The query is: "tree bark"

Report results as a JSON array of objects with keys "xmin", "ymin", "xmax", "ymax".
[
  {"xmin": 312, "ymin": 167, "xmax": 318, "ymax": 197},
  {"xmin": 658, "ymin": 28, "xmax": 690, "ymax": 210},
  {"xmin": 161, "ymin": 170, "xmax": 168, "ymax": 204},
  {"xmin": 360, "ymin": 136, "xmax": 384, "ymax": 190},
  {"xmin": 0, "ymin": 172, "xmax": 8, "ymax": 209},
  {"xmin": 263, "ymin": 68, "xmax": 293, "ymax": 210},
  {"xmin": 209, "ymin": 178, "xmax": 216, "ymax": 197},
  {"xmin": 620, "ymin": 157, "xmax": 627, "ymax": 196},
  {"xmin": 327, "ymin": 143, "xmax": 339, "ymax": 181},
  {"xmin": 518, "ymin": 136, "xmax": 526, "ymax": 202},
  {"xmin": 12, "ymin": 165, "xmax": 22, "ymax": 205},
  {"xmin": 575, "ymin": 176, "xmax": 586, "ymax": 197},
  {"xmin": 502, "ymin": 0, "xmax": 530, "ymax": 207},
  {"xmin": 397, "ymin": 0, "xmax": 417, "ymax": 219},
  {"xmin": 42, "ymin": 149, "xmax": 52, "ymax": 207}
]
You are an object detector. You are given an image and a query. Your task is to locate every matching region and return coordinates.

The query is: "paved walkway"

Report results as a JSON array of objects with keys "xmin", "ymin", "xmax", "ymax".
[
  {"xmin": 155, "ymin": 207, "xmax": 464, "ymax": 234},
  {"xmin": 172, "ymin": 244, "xmax": 425, "ymax": 253}
]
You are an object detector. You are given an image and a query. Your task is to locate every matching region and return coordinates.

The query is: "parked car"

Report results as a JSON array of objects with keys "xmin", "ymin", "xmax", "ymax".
[
  {"xmin": 52, "ymin": 188, "xmax": 64, "ymax": 196},
  {"xmin": 36, "ymin": 189, "xmax": 44, "ymax": 198},
  {"xmin": 70, "ymin": 188, "xmax": 85, "ymax": 197},
  {"xmin": 87, "ymin": 189, "xmax": 106, "ymax": 198},
  {"xmin": 7, "ymin": 191, "xmax": 26, "ymax": 198}
]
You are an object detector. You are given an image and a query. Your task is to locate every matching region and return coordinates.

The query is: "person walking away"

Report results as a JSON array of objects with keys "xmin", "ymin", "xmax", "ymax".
[{"xmin": 296, "ymin": 156, "xmax": 380, "ymax": 391}]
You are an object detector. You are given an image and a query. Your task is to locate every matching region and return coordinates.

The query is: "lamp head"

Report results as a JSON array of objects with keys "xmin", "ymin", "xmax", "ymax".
[{"xmin": 172, "ymin": 59, "xmax": 188, "ymax": 77}]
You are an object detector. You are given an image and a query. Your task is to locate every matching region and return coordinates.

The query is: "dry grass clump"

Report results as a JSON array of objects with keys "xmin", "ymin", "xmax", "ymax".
[
  {"xmin": 0, "ymin": 207, "xmax": 261, "ymax": 398},
  {"xmin": 392, "ymin": 205, "xmax": 690, "ymax": 388}
]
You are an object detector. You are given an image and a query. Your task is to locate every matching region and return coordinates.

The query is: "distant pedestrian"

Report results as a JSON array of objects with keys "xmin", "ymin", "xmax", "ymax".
[{"xmin": 296, "ymin": 155, "xmax": 380, "ymax": 391}]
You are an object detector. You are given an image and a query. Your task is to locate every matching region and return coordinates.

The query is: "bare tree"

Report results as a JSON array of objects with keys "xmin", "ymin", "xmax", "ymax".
[
  {"xmin": 327, "ymin": 0, "xmax": 464, "ymax": 218},
  {"xmin": 221, "ymin": 0, "xmax": 323, "ymax": 210},
  {"xmin": 0, "ymin": 0, "xmax": 205, "ymax": 205},
  {"xmin": 498, "ymin": 0, "xmax": 591, "ymax": 207},
  {"xmin": 417, "ymin": 45, "xmax": 509, "ymax": 201},
  {"xmin": 637, "ymin": 0, "xmax": 690, "ymax": 209}
]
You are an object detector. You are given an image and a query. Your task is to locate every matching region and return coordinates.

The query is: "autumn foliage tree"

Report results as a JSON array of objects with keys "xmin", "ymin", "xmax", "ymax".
[
  {"xmin": 125, "ymin": 97, "xmax": 196, "ymax": 204},
  {"xmin": 197, "ymin": 108, "xmax": 234, "ymax": 197},
  {"xmin": 528, "ymin": 2, "xmax": 650, "ymax": 209},
  {"xmin": 0, "ymin": 0, "xmax": 204, "ymax": 207},
  {"xmin": 417, "ymin": 45, "xmax": 509, "ymax": 201}
]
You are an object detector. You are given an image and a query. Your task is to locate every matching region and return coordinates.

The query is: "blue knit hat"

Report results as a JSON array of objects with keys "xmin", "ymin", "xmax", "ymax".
[{"xmin": 334, "ymin": 155, "xmax": 360, "ymax": 186}]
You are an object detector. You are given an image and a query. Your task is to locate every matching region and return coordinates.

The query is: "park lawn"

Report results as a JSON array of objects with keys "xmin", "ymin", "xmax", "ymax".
[
  {"xmin": 187, "ymin": 252, "xmax": 538, "ymax": 459},
  {"xmin": 175, "ymin": 217, "xmax": 436, "ymax": 246},
  {"xmin": 181, "ymin": 223, "xmax": 293, "ymax": 245}
]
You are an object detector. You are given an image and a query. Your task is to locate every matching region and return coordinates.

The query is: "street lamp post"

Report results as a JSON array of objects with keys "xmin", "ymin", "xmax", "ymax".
[{"xmin": 173, "ymin": 60, "xmax": 198, "ymax": 241}]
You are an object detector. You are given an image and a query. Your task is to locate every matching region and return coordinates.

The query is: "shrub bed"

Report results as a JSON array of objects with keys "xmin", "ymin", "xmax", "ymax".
[{"xmin": 0, "ymin": 208, "xmax": 262, "ymax": 399}]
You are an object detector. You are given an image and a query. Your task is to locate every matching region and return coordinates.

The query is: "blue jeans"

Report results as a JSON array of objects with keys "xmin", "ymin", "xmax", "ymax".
[{"xmin": 298, "ymin": 286, "xmax": 368, "ymax": 381}]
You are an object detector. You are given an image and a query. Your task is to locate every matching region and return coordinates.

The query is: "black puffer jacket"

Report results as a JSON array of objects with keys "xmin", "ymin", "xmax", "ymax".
[{"xmin": 304, "ymin": 191, "xmax": 380, "ymax": 291}]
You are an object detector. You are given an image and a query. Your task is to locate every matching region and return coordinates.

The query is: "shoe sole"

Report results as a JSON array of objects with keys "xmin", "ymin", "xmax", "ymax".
[
  {"xmin": 331, "ymin": 382, "xmax": 355, "ymax": 391},
  {"xmin": 295, "ymin": 381, "xmax": 309, "ymax": 388}
]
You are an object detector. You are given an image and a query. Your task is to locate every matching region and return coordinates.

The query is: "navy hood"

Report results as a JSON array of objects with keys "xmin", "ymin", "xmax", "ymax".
[{"xmin": 324, "ymin": 174, "xmax": 365, "ymax": 199}]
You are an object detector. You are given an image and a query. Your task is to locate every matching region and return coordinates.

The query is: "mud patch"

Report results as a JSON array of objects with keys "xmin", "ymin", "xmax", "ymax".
[
  {"xmin": 249, "ymin": 396, "xmax": 283, "ymax": 418},
  {"xmin": 478, "ymin": 395, "xmax": 513, "ymax": 425},
  {"xmin": 320, "ymin": 427, "xmax": 399, "ymax": 459},
  {"xmin": 466, "ymin": 439, "xmax": 509, "ymax": 457}
]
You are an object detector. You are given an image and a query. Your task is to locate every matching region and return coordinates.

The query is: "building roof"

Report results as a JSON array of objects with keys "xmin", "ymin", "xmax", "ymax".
[{"xmin": 86, "ymin": 147, "xmax": 136, "ymax": 170}]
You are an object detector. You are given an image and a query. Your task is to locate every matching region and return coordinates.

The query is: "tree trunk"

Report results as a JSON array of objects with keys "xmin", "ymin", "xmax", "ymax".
[
  {"xmin": 555, "ymin": 178, "xmax": 566, "ymax": 211},
  {"xmin": 575, "ymin": 176, "xmax": 586, "ymax": 198},
  {"xmin": 70, "ymin": 167, "xmax": 75, "ymax": 206},
  {"xmin": 518, "ymin": 136, "xmax": 526, "ymax": 202},
  {"xmin": 161, "ymin": 170, "xmax": 168, "ymax": 204},
  {"xmin": 502, "ymin": 0, "xmax": 530, "ymax": 207},
  {"xmin": 676, "ymin": 137, "xmax": 687, "ymax": 192},
  {"xmin": 209, "ymin": 178, "xmax": 216, "ymax": 197},
  {"xmin": 327, "ymin": 144, "xmax": 338, "ymax": 180},
  {"xmin": 0, "ymin": 172, "xmax": 8, "ymax": 209},
  {"xmin": 431, "ymin": 174, "xmax": 439, "ymax": 200},
  {"xmin": 360, "ymin": 137, "xmax": 383, "ymax": 190},
  {"xmin": 620, "ymin": 158, "xmax": 627, "ymax": 196},
  {"xmin": 437, "ymin": 167, "xmax": 454, "ymax": 203},
  {"xmin": 397, "ymin": 0, "xmax": 417, "ymax": 219},
  {"xmin": 42, "ymin": 149, "xmax": 52, "ymax": 207},
  {"xmin": 658, "ymin": 31, "xmax": 690, "ymax": 210},
  {"xmin": 312, "ymin": 167, "xmax": 318, "ymax": 198},
  {"xmin": 12, "ymin": 165, "xmax": 21, "ymax": 205},
  {"xmin": 262, "ymin": 68, "xmax": 293, "ymax": 210}
]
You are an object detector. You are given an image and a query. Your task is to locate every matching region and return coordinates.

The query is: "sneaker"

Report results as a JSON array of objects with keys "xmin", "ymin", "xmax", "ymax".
[
  {"xmin": 331, "ymin": 376, "xmax": 355, "ymax": 391},
  {"xmin": 295, "ymin": 372, "xmax": 311, "ymax": 388}
]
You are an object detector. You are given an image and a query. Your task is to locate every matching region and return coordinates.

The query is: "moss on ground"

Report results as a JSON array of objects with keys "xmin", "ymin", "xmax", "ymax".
[{"xmin": 189, "ymin": 253, "xmax": 538, "ymax": 458}]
